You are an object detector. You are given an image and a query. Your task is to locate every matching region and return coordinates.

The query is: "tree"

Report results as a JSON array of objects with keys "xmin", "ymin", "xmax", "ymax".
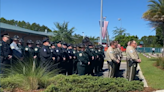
[
  {"xmin": 52, "ymin": 22, "xmax": 75, "ymax": 43},
  {"xmin": 142, "ymin": 0, "xmax": 164, "ymax": 47},
  {"xmin": 113, "ymin": 27, "xmax": 130, "ymax": 39}
]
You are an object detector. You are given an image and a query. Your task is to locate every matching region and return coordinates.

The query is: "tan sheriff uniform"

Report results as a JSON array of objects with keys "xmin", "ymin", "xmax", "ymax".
[
  {"xmin": 107, "ymin": 47, "xmax": 118, "ymax": 78},
  {"xmin": 126, "ymin": 46, "xmax": 139, "ymax": 81}
]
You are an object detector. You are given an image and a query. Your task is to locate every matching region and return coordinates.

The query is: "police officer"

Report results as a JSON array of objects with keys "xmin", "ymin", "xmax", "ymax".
[
  {"xmin": 126, "ymin": 40, "xmax": 141, "ymax": 81},
  {"xmin": 106, "ymin": 41, "xmax": 120, "ymax": 78},
  {"xmin": 39, "ymin": 38, "xmax": 54, "ymax": 67},
  {"xmin": 117, "ymin": 44, "xmax": 123, "ymax": 71},
  {"xmin": 61, "ymin": 42, "xmax": 69, "ymax": 75},
  {"xmin": 67, "ymin": 44, "xmax": 74, "ymax": 75},
  {"xmin": 54, "ymin": 41, "xmax": 63, "ymax": 74},
  {"xmin": 94, "ymin": 45, "xmax": 100, "ymax": 74},
  {"xmin": 0, "ymin": 34, "xmax": 12, "ymax": 74},
  {"xmin": 10, "ymin": 35, "xmax": 22, "ymax": 62},
  {"xmin": 76, "ymin": 43, "xmax": 90, "ymax": 75},
  {"xmin": 87, "ymin": 42, "xmax": 95, "ymax": 75},
  {"xmin": 18, "ymin": 38, "xmax": 25, "ymax": 57},
  {"xmin": 100, "ymin": 45, "xmax": 105, "ymax": 72},
  {"xmin": 24, "ymin": 40, "xmax": 35, "ymax": 60},
  {"xmin": 72, "ymin": 44, "xmax": 78, "ymax": 74},
  {"xmin": 126, "ymin": 41, "xmax": 131, "ymax": 79},
  {"xmin": 34, "ymin": 40, "xmax": 42, "ymax": 66}
]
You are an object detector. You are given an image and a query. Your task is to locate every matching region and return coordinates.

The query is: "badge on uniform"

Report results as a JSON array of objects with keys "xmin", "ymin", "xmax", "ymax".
[
  {"xmin": 110, "ymin": 51, "xmax": 113, "ymax": 53},
  {"xmin": 35, "ymin": 48, "xmax": 38, "ymax": 51},
  {"xmin": 11, "ymin": 46, "xmax": 15, "ymax": 49},
  {"xmin": 56, "ymin": 50, "xmax": 59, "ymax": 52},
  {"xmin": 95, "ymin": 51, "xmax": 97, "ymax": 53},
  {"xmin": 79, "ymin": 53, "xmax": 82, "ymax": 57},
  {"xmin": 0, "ymin": 43, "xmax": 2, "ymax": 46},
  {"xmin": 130, "ymin": 50, "xmax": 133, "ymax": 53},
  {"xmin": 68, "ymin": 51, "xmax": 70, "ymax": 53},
  {"xmin": 98, "ymin": 50, "xmax": 101, "ymax": 52},
  {"xmin": 73, "ymin": 51, "xmax": 75, "ymax": 54},
  {"xmin": 25, "ymin": 48, "xmax": 28, "ymax": 51},
  {"xmin": 44, "ymin": 49, "xmax": 46, "ymax": 52}
]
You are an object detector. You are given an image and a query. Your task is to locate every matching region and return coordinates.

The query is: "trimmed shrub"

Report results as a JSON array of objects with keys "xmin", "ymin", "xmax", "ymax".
[
  {"xmin": 45, "ymin": 75, "xmax": 144, "ymax": 92},
  {"xmin": 156, "ymin": 57, "xmax": 164, "ymax": 69}
]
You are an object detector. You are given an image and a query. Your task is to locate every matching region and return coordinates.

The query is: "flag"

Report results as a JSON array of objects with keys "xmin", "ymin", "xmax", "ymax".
[
  {"xmin": 99, "ymin": 21, "xmax": 104, "ymax": 38},
  {"xmin": 102, "ymin": 21, "xmax": 109, "ymax": 39}
]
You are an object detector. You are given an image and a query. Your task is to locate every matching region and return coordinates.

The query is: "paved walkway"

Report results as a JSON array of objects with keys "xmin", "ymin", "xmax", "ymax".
[{"xmin": 101, "ymin": 61, "xmax": 148, "ymax": 87}]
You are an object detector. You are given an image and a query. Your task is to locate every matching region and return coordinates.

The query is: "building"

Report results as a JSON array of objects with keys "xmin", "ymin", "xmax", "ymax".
[{"xmin": 0, "ymin": 22, "xmax": 54, "ymax": 45}]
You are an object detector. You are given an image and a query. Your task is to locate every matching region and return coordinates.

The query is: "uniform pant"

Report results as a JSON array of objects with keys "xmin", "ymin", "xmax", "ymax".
[
  {"xmin": 0, "ymin": 58, "xmax": 11, "ymax": 75},
  {"xmin": 77, "ymin": 62, "xmax": 86, "ymax": 75},
  {"xmin": 87, "ymin": 60, "xmax": 94, "ymax": 75},
  {"xmin": 117, "ymin": 60, "xmax": 121, "ymax": 71},
  {"xmin": 107, "ymin": 61, "xmax": 118, "ymax": 78},
  {"xmin": 67, "ymin": 59, "xmax": 73, "ymax": 75},
  {"xmin": 126, "ymin": 59, "xmax": 130, "ymax": 79},
  {"xmin": 73, "ymin": 59, "xmax": 78, "ymax": 74},
  {"xmin": 100, "ymin": 57, "xmax": 104, "ymax": 71},
  {"xmin": 128, "ymin": 63, "xmax": 137, "ymax": 81}
]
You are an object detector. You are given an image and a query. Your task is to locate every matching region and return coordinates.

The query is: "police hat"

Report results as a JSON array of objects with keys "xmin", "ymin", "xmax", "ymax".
[
  {"xmin": 67, "ymin": 44, "xmax": 72, "ymax": 47},
  {"xmin": 1, "ymin": 33, "xmax": 10, "ymax": 38},
  {"xmin": 19, "ymin": 38, "xmax": 24, "ymax": 43},
  {"xmin": 56, "ymin": 41, "xmax": 62, "ymax": 44},
  {"xmin": 73, "ymin": 44, "xmax": 77, "ymax": 48},
  {"xmin": 27, "ymin": 40, "xmax": 34, "ymax": 44},
  {"xmin": 62, "ymin": 42, "xmax": 67, "ymax": 46},
  {"xmin": 78, "ymin": 43, "xmax": 84, "ymax": 48},
  {"xmin": 88, "ymin": 42, "xmax": 93, "ymax": 46},
  {"xmin": 42, "ymin": 38, "xmax": 50, "ymax": 43},
  {"xmin": 12, "ymin": 35, "xmax": 19, "ymax": 40},
  {"xmin": 50, "ymin": 41, "xmax": 56, "ymax": 46},
  {"xmin": 36, "ymin": 40, "xmax": 42, "ymax": 45}
]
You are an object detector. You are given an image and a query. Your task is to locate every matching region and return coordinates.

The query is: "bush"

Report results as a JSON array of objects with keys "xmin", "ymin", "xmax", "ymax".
[
  {"xmin": 0, "ymin": 59, "xmax": 58, "ymax": 91},
  {"xmin": 44, "ymin": 75, "xmax": 144, "ymax": 92},
  {"xmin": 156, "ymin": 57, "xmax": 164, "ymax": 69}
]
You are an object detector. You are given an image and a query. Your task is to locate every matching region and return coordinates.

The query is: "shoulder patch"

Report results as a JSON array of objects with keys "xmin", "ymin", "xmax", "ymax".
[
  {"xmin": 68, "ymin": 51, "xmax": 70, "ymax": 53},
  {"xmin": 25, "ymin": 48, "xmax": 28, "ymax": 51},
  {"xmin": 0, "ymin": 43, "xmax": 2, "ymax": 46},
  {"xmin": 73, "ymin": 51, "xmax": 75, "ymax": 54},
  {"xmin": 35, "ymin": 48, "xmax": 38, "ymax": 51},
  {"xmin": 98, "ymin": 50, "xmax": 101, "ymax": 52},
  {"xmin": 11, "ymin": 46, "xmax": 15, "ymax": 49},
  {"xmin": 130, "ymin": 50, "xmax": 133, "ymax": 53},
  {"xmin": 110, "ymin": 51, "xmax": 113, "ymax": 53},
  {"xmin": 56, "ymin": 50, "xmax": 59, "ymax": 52},
  {"xmin": 79, "ymin": 53, "xmax": 82, "ymax": 57}
]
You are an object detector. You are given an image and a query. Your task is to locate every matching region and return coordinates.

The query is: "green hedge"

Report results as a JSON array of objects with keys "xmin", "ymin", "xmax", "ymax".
[
  {"xmin": 44, "ymin": 75, "xmax": 144, "ymax": 92},
  {"xmin": 156, "ymin": 57, "xmax": 164, "ymax": 69}
]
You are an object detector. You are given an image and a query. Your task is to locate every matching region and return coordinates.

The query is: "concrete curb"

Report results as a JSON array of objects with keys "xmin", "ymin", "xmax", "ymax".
[
  {"xmin": 137, "ymin": 64, "xmax": 148, "ymax": 87},
  {"xmin": 153, "ymin": 90, "xmax": 164, "ymax": 92}
]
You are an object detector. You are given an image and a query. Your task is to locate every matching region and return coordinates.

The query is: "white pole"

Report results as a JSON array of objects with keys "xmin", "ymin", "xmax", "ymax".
[{"xmin": 100, "ymin": 0, "xmax": 103, "ymax": 45}]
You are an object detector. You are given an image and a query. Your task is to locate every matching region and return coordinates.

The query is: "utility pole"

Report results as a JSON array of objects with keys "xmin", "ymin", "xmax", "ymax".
[{"xmin": 99, "ymin": 0, "xmax": 103, "ymax": 44}]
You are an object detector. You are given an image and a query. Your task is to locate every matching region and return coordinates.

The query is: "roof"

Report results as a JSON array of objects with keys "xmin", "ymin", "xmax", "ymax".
[
  {"xmin": 0, "ymin": 22, "xmax": 54, "ymax": 36},
  {"xmin": 94, "ymin": 39, "xmax": 112, "ymax": 43}
]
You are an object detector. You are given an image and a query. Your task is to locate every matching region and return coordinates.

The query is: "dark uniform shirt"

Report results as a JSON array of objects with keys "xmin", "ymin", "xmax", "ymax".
[
  {"xmin": 76, "ymin": 51, "xmax": 89, "ymax": 66},
  {"xmin": 39, "ymin": 45, "xmax": 52, "ymax": 62},
  {"xmin": 24, "ymin": 46, "xmax": 34, "ymax": 59},
  {"xmin": 0, "ymin": 41, "xmax": 12, "ymax": 63}
]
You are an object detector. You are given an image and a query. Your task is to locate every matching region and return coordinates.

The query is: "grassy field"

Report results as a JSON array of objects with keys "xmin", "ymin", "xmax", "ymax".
[{"xmin": 139, "ymin": 54, "xmax": 164, "ymax": 89}]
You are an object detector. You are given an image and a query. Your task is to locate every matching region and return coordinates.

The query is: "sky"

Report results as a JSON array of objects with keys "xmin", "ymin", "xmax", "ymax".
[{"xmin": 0, "ymin": 0, "xmax": 156, "ymax": 39}]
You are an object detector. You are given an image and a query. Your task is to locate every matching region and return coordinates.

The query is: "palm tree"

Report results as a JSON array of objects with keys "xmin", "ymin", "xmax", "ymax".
[
  {"xmin": 143, "ymin": 0, "xmax": 164, "ymax": 47},
  {"xmin": 52, "ymin": 22, "xmax": 75, "ymax": 43}
]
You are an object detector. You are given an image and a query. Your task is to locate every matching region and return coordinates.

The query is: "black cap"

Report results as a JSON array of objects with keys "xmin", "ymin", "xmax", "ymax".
[
  {"xmin": 78, "ymin": 43, "xmax": 84, "ymax": 48},
  {"xmin": 62, "ymin": 42, "xmax": 67, "ymax": 46},
  {"xmin": 56, "ymin": 41, "xmax": 62, "ymax": 44},
  {"xmin": 95, "ymin": 45, "xmax": 99, "ymax": 49},
  {"xmin": 12, "ymin": 35, "xmax": 19, "ymax": 40},
  {"xmin": 42, "ymin": 38, "xmax": 50, "ymax": 43},
  {"xmin": 73, "ymin": 44, "xmax": 77, "ymax": 48},
  {"xmin": 1, "ymin": 33, "xmax": 9, "ymax": 38},
  {"xmin": 67, "ymin": 44, "xmax": 72, "ymax": 47},
  {"xmin": 36, "ymin": 40, "xmax": 42, "ymax": 45},
  {"xmin": 27, "ymin": 40, "xmax": 34, "ymax": 44},
  {"xmin": 88, "ymin": 42, "xmax": 93, "ymax": 46},
  {"xmin": 19, "ymin": 38, "xmax": 24, "ymax": 43},
  {"xmin": 50, "ymin": 41, "xmax": 56, "ymax": 46}
]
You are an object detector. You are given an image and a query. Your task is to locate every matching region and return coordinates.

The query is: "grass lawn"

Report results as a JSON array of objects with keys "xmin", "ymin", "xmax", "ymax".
[{"xmin": 139, "ymin": 54, "xmax": 164, "ymax": 89}]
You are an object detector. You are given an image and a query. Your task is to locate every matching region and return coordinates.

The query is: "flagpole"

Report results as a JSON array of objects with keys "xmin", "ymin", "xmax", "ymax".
[{"xmin": 100, "ymin": 0, "xmax": 103, "ymax": 44}]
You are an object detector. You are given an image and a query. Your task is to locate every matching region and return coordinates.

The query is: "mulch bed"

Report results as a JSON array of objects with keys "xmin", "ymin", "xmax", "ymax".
[
  {"xmin": 153, "ymin": 62, "xmax": 164, "ymax": 71},
  {"xmin": 130, "ymin": 87, "xmax": 156, "ymax": 92}
]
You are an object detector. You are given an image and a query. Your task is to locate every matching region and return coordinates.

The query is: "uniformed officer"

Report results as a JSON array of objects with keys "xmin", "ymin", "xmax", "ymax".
[
  {"xmin": 0, "ymin": 34, "xmax": 12, "ymax": 74},
  {"xmin": 106, "ymin": 41, "xmax": 120, "ymax": 78},
  {"xmin": 24, "ymin": 40, "xmax": 35, "ymax": 60},
  {"xmin": 34, "ymin": 40, "xmax": 42, "ymax": 66},
  {"xmin": 72, "ymin": 44, "xmax": 78, "ymax": 74},
  {"xmin": 39, "ymin": 38, "xmax": 54, "ymax": 67},
  {"xmin": 76, "ymin": 43, "xmax": 90, "ymax": 75},
  {"xmin": 54, "ymin": 41, "xmax": 63, "ymax": 74},
  {"xmin": 87, "ymin": 42, "xmax": 95, "ymax": 75},
  {"xmin": 94, "ymin": 45, "xmax": 100, "ymax": 74},
  {"xmin": 117, "ymin": 44, "xmax": 123, "ymax": 71},
  {"xmin": 10, "ymin": 35, "xmax": 22, "ymax": 62},
  {"xmin": 126, "ymin": 41, "xmax": 131, "ymax": 79},
  {"xmin": 61, "ymin": 42, "xmax": 69, "ymax": 75},
  {"xmin": 100, "ymin": 45, "xmax": 105, "ymax": 72},
  {"xmin": 126, "ymin": 40, "xmax": 141, "ymax": 81},
  {"xmin": 18, "ymin": 38, "xmax": 25, "ymax": 57},
  {"xmin": 67, "ymin": 44, "xmax": 74, "ymax": 75}
]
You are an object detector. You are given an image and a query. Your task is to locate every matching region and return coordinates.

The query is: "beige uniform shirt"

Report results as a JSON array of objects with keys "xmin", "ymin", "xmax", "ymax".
[
  {"xmin": 114, "ymin": 48, "xmax": 120, "ymax": 60},
  {"xmin": 107, "ymin": 46, "xmax": 117, "ymax": 61},
  {"xmin": 126, "ymin": 46, "xmax": 139, "ymax": 60}
]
